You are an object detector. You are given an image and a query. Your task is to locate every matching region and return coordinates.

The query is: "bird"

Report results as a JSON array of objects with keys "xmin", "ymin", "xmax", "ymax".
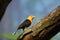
[{"xmin": 13, "ymin": 15, "xmax": 35, "ymax": 35}]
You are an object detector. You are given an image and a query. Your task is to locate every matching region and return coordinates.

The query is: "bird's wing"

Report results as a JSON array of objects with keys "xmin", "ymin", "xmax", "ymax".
[{"xmin": 18, "ymin": 19, "xmax": 31, "ymax": 30}]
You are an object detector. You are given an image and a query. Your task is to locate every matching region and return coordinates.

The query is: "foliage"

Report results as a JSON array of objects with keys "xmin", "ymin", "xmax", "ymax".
[{"xmin": 0, "ymin": 33, "xmax": 19, "ymax": 40}]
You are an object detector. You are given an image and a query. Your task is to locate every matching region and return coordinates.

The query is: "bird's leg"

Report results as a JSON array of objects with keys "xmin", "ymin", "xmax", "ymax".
[{"xmin": 19, "ymin": 27, "xmax": 32, "ymax": 39}]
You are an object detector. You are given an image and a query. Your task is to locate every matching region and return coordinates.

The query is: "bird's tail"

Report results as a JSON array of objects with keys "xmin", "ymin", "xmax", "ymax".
[
  {"xmin": 12, "ymin": 27, "xmax": 22, "ymax": 35},
  {"xmin": 12, "ymin": 29, "xmax": 18, "ymax": 35}
]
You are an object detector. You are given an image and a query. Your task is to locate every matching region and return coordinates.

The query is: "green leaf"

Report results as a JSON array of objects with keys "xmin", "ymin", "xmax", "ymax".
[{"xmin": 0, "ymin": 33, "xmax": 19, "ymax": 40}]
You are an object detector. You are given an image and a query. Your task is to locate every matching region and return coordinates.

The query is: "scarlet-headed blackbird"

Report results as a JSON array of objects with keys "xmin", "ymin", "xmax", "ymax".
[{"xmin": 13, "ymin": 15, "xmax": 35, "ymax": 35}]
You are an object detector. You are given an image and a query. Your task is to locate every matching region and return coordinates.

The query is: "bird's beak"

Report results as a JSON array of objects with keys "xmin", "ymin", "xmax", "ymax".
[
  {"xmin": 33, "ymin": 16, "xmax": 35, "ymax": 18},
  {"xmin": 32, "ymin": 16, "xmax": 35, "ymax": 20}
]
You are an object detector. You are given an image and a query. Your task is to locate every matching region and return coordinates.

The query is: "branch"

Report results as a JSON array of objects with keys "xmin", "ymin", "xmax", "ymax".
[
  {"xmin": 0, "ymin": 0, "xmax": 12, "ymax": 21},
  {"xmin": 17, "ymin": 6, "xmax": 60, "ymax": 40}
]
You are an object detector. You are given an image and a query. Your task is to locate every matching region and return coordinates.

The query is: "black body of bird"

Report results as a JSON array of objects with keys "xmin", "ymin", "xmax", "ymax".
[{"xmin": 18, "ymin": 19, "xmax": 31, "ymax": 30}]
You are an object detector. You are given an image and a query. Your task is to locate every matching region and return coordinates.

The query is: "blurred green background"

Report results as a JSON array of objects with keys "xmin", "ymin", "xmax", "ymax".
[{"xmin": 0, "ymin": 0, "xmax": 60, "ymax": 40}]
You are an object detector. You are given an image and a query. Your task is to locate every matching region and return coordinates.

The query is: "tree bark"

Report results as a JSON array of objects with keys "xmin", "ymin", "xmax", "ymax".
[
  {"xmin": 0, "ymin": 0, "xmax": 12, "ymax": 21},
  {"xmin": 17, "ymin": 6, "xmax": 60, "ymax": 40}
]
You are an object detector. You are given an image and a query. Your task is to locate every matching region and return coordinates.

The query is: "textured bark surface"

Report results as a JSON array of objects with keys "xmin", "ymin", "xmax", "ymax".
[
  {"xmin": 17, "ymin": 6, "xmax": 60, "ymax": 40},
  {"xmin": 0, "ymin": 0, "xmax": 12, "ymax": 21}
]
